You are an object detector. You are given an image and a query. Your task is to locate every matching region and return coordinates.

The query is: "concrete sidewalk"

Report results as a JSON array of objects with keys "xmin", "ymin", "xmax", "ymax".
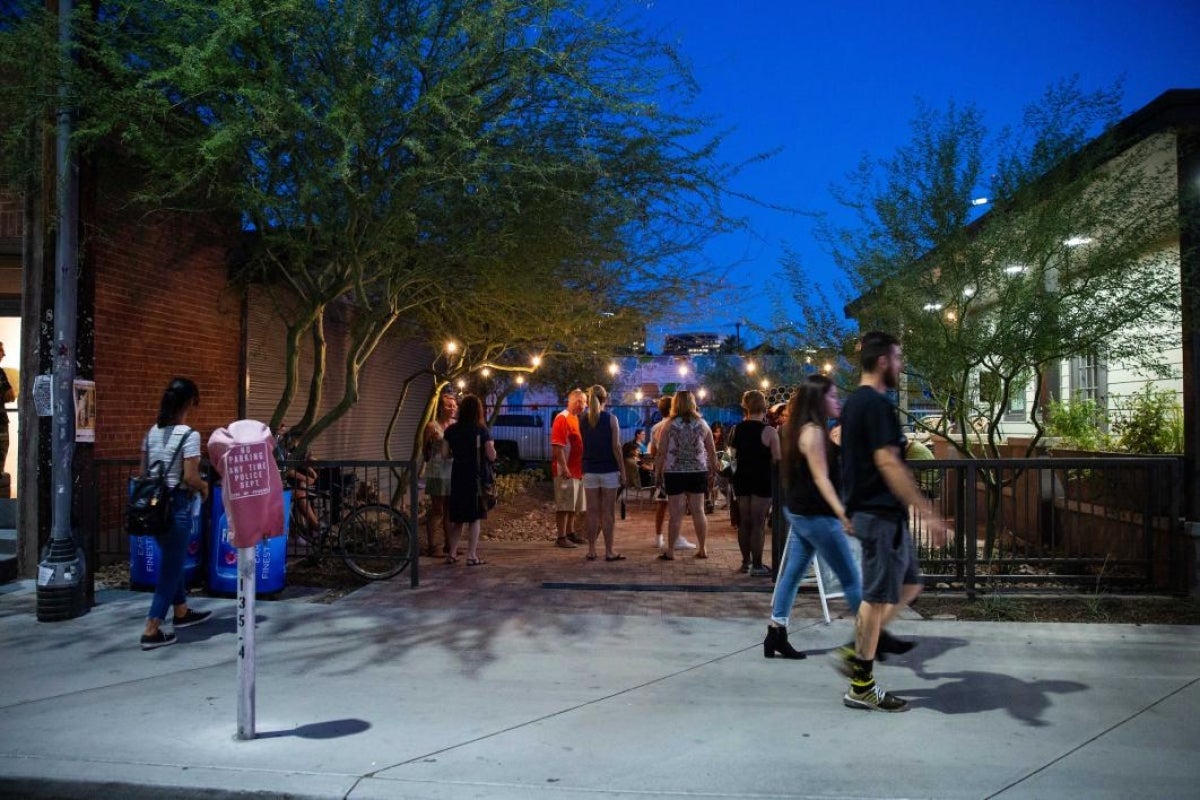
[{"xmin": 1, "ymin": 577, "xmax": 1198, "ymax": 799}]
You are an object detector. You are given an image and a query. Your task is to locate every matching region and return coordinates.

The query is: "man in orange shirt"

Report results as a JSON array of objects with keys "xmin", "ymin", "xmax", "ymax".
[{"xmin": 551, "ymin": 388, "xmax": 587, "ymax": 548}]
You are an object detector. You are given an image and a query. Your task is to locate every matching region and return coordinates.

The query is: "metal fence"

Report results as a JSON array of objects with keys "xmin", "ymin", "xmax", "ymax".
[
  {"xmin": 771, "ymin": 456, "xmax": 1186, "ymax": 596},
  {"xmin": 87, "ymin": 458, "xmax": 422, "ymax": 590}
]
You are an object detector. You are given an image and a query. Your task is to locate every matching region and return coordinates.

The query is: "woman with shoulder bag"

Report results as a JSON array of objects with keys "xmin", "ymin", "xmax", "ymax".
[
  {"xmin": 442, "ymin": 394, "xmax": 495, "ymax": 567},
  {"xmin": 140, "ymin": 377, "xmax": 211, "ymax": 651},
  {"xmin": 764, "ymin": 375, "xmax": 861, "ymax": 659}
]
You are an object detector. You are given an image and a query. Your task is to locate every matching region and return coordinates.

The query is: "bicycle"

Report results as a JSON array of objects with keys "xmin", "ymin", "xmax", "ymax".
[{"xmin": 288, "ymin": 465, "xmax": 412, "ymax": 580}]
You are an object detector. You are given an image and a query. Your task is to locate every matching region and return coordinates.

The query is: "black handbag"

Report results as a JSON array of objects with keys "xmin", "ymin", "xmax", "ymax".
[{"xmin": 477, "ymin": 433, "xmax": 497, "ymax": 510}]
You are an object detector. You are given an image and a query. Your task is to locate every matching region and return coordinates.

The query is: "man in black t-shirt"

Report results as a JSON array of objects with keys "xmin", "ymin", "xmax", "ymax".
[{"xmin": 837, "ymin": 331, "xmax": 946, "ymax": 713}]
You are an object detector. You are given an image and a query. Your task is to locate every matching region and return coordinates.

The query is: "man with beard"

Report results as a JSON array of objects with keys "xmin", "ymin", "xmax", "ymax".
[{"xmin": 837, "ymin": 331, "xmax": 945, "ymax": 712}]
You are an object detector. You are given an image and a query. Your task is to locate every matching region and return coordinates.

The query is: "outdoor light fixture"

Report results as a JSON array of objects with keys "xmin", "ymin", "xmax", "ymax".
[
  {"xmin": 635, "ymin": 390, "xmax": 643, "ymax": 401},
  {"xmin": 1064, "ymin": 236, "xmax": 1094, "ymax": 247},
  {"xmin": 678, "ymin": 365, "xmax": 688, "ymax": 377},
  {"xmin": 923, "ymin": 302, "xmax": 944, "ymax": 312},
  {"xmin": 745, "ymin": 361, "xmax": 756, "ymax": 374},
  {"xmin": 822, "ymin": 363, "xmax": 832, "ymax": 374},
  {"xmin": 698, "ymin": 387, "xmax": 708, "ymax": 400}
]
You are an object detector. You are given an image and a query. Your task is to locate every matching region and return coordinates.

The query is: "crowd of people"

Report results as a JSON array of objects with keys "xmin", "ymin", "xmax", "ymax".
[{"xmin": 145, "ymin": 330, "xmax": 942, "ymax": 712}]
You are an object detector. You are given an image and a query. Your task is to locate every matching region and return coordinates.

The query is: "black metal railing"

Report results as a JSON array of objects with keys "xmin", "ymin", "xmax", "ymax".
[
  {"xmin": 88, "ymin": 458, "xmax": 422, "ymax": 592},
  {"xmin": 770, "ymin": 456, "xmax": 1186, "ymax": 596},
  {"xmin": 912, "ymin": 457, "xmax": 1184, "ymax": 596}
]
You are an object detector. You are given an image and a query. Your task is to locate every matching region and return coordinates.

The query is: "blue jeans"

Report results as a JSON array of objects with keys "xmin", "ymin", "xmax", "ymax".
[
  {"xmin": 148, "ymin": 490, "xmax": 191, "ymax": 622},
  {"xmin": 770, "ymin": 510, "xmax": 862, "ymax": 626}
]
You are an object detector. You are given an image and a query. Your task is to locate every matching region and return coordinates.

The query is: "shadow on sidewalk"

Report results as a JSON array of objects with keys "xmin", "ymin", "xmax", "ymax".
[
  {"xmin": 898, "ymin": 671, "xmax": 1087, "ymax": 726},
  {"xmin": 256, "ymin": 718, "xmax": 371, "ymax": 739}
]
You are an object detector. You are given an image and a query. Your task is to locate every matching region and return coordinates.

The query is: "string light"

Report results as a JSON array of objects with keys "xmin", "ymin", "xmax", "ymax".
[
  {"xmin": 456, "ymin": 379, "xmax": 466, "ymax": 389},
  {"xmin": 480, "ymin": 367, "xmax": 491, "ymax": 378},
  {"xmin": 515, "ymin": 375, "xmax": 525, "ymax": 385},
  {"xmin": 608, "ymin": 362, "xmax": 619, "ymax": 376},
  {"xmin": 634, "ymin": 389, "xmax": 643, "ymax": 401},
  {"xmin": 745, "ymin": 361, "xmax": 756, "ymax": 374},
  {"xmin": 697, "ymin": 387, "xmax": 708, "ymax": 400},
  {"xmin": 760, "ymin": 378, "xmax": 770, "ymax": 390},
  {"xmin": 445, "ymin": 341, "xmax": 458, "ymax": 354},
  {"xmin": 678, "ymin": 365, "xmax": 688, "ymax": 378},
  {"xmin": 530, "ymin": 355, "xmax": 542, "ymax": 367}
]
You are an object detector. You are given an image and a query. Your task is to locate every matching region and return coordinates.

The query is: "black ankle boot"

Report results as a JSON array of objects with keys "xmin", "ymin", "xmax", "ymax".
[
  {"xmin": 877, "ymin": 629, "xmax": 916, "ymax": 661},
  {"xmin": 763, "ymin": 625, "xmax": 806, "ymax": 660}
]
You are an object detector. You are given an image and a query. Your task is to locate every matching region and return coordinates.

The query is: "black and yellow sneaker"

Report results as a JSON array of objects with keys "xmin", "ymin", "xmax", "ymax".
[
  {"xmin": 843, "ymin": 684, "xmax": 909, "ymax": 712},
  {"xmin": 831, "ymin": 643, "xmax": 856, "ymax": 678}
]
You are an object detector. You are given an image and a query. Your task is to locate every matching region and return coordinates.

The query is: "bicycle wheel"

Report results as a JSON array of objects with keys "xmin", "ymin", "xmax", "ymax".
[{"xmin": 338, "ymin": 503, "xmax": 411, "ymax": 580}]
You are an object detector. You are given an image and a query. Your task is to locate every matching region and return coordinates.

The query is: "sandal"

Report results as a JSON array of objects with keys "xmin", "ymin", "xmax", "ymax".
[
  {"xmin": 695, "ymin": 552, "xmax": 708, "ymax": 559},
  {"xmin": 445, "ymin": 555, "xmax": 459, "ymax": 565},
  {"xmin": 466, "ymin": 557, "xmax": 487, "ymax": 566},
  {"xmin": 585, "ymin": 553, "xmax": 598, "ymax": 561},
  {"xmin": 657, "ymin": 553, "xmax": 674, "ymax": 561},
  {"xmin": 605, "ymin": 554, "xmax": 627, "ymax": 562}
]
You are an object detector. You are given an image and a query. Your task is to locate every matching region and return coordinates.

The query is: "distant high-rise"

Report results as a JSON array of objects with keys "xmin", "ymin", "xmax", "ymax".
[{"xmin": 663, "ymin": 332, "xmax": 721, "ymax": 356}]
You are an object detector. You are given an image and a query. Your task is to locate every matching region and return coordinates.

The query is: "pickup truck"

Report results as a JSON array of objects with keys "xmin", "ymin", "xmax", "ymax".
[{"xmin": 489, "ymin": 412, "xmax": 552, "ymax": 470}]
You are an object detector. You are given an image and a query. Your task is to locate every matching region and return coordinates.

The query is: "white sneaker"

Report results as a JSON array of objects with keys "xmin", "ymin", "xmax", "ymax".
[
  {"xmin": 655, "ymin": 535, "xmax": 664, "ymax": 549},
  {"xmin": 675, "ymin": 537, "xmax": 697, "ymax": 550}
]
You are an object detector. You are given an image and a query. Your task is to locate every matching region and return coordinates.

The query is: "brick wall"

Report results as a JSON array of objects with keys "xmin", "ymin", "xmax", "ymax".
[{"xmin": 91, "ymin": 207, "xmax": 242, "ymax": 459}]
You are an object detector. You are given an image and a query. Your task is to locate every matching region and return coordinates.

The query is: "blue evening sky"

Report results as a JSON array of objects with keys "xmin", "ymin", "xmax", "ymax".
[{"xmin": 621, "ymin": 0, "xmax": 1200, "ymax": 351}]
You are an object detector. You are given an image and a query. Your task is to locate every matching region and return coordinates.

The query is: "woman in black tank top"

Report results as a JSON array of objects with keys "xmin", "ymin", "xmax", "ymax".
[
  {"xmin": 763, "ymin": 375, "xmax": 863, "ymax": 660},
  {"xmin": 729, "ymin": 391, "xmax": 779, "ymax": 575}
]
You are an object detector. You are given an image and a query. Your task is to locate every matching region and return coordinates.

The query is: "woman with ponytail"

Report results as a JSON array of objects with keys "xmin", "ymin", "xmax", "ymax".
[
  {"xmin": 763, "ymin": 375, "xmax": 860, "ymax": 660},
  {"xmin": 580, "ymin": 385, "xmax": 626, "ymax": 561},
  {"xmin": 140, "ymin": 377, "xmax": 211, "ymax": 650}
]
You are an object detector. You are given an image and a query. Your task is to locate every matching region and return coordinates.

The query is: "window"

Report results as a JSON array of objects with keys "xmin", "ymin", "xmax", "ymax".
[{"xmin": 1070, "ymin": 352, "xmax": 1108, "ymax": 410}]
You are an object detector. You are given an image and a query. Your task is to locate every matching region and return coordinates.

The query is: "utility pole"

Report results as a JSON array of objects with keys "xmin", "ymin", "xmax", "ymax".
[{"xmin": 37, "ymin": 0, "xmax": 86, "ymax": 621}]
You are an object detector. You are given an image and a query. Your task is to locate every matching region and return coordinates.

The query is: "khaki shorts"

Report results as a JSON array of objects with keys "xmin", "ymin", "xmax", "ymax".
[{"xmin": 554, "ymin": 475, "xmax": 586, "ymax": 513}]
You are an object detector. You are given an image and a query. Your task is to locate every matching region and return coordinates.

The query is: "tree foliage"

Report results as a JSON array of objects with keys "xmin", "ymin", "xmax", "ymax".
[
  {"xmin": 786, "ymin": 79, "xmax": 1180, "ymax": 458},
  {"xmin": 1, "ymin": 0, "xmax": 742, "ymax": 456}
]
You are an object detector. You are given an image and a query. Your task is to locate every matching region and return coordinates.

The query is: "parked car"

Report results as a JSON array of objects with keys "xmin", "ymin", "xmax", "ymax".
[{"xmin": 490, "ymin": 413, "xmax": 551, "ymax": 470}]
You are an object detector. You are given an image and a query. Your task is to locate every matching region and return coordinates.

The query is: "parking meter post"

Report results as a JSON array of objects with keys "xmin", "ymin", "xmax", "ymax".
[{"xmin": 236, "ymin": 546, "xmax": 256, "ymax": 740}]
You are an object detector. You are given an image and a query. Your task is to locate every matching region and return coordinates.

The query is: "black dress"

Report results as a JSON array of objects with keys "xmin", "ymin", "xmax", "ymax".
[{"xmin": 445, "ymin": 422, "xmax": 491, "ymax": 523}]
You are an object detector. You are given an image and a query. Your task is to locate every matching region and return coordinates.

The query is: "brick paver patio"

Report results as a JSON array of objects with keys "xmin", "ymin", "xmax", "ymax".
[{"xmin": 346, "ymin": 498, "xmax": 845, "ymax": 623}]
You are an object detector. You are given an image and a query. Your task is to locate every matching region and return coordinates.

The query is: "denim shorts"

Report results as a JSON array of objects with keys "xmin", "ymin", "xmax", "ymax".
[
  {"xmin": 582, "ymin": 471, "xmax": 621, "ymax": 490},
  {"xmin": 854, "ymin": 511, "xmax": 920, "ymax": 604}
]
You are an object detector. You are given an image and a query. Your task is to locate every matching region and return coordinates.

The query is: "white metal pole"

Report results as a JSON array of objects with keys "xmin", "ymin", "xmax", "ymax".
[{"xmin": 236, "ymin": 546, "xmax": 256, "ymax": 740}]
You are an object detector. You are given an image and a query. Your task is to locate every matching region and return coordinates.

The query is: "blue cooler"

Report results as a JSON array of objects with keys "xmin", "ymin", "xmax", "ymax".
[
  {"xmin": 207, "ymin": 485, "xmax": 290, "ymax": 596},
  {"xmin": 128, "ymin": 488, "xmax": 205, "ymax": 591}
]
